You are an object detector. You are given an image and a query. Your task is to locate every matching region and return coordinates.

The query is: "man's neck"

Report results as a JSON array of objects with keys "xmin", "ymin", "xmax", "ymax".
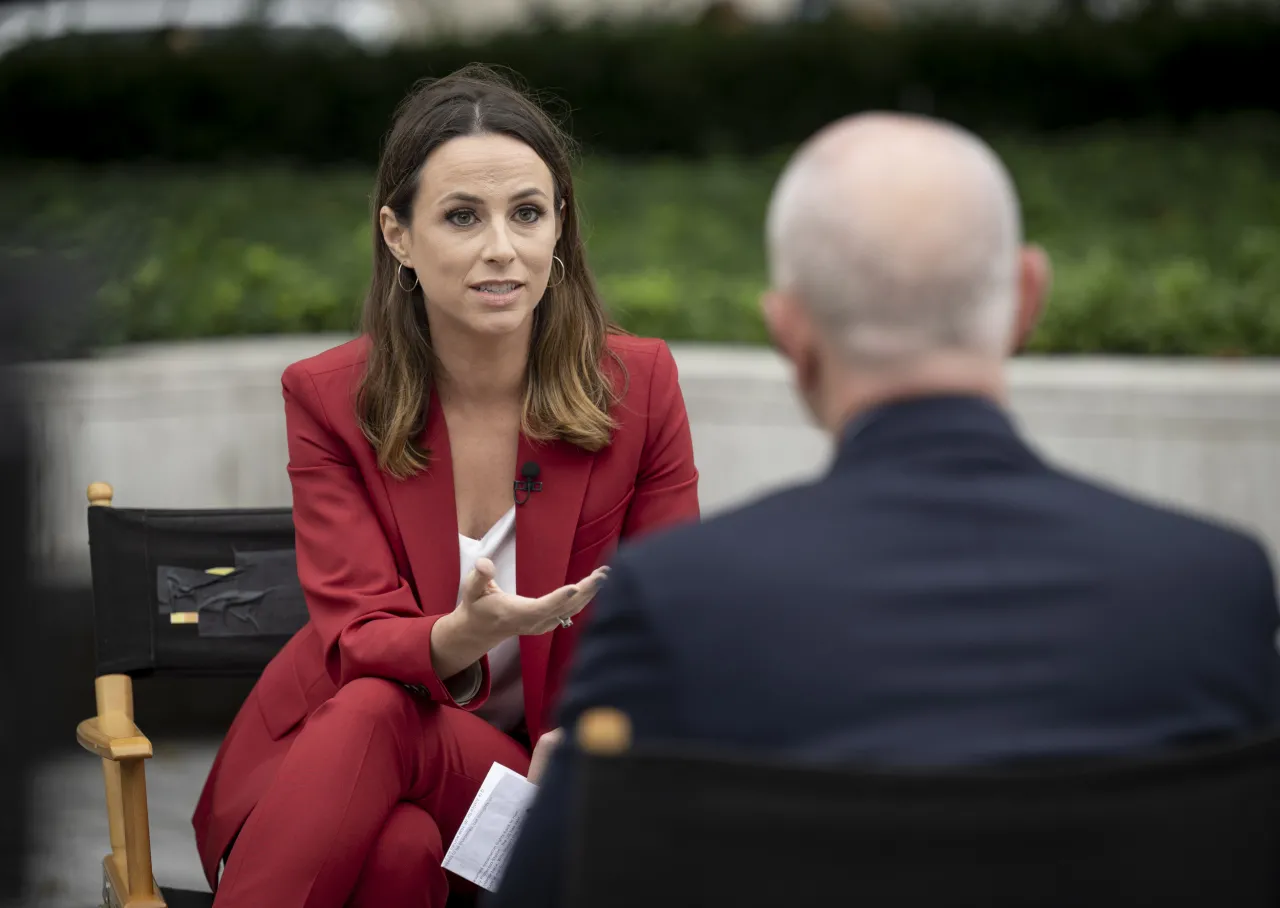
[{"xmin": 818, "ymin": 353, "xmax": 1008, "ymax": 435}]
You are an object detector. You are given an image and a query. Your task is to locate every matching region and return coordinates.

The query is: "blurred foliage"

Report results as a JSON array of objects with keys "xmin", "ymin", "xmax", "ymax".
[
  {"xmin": 3, "ymin": 123, "xmax": 1280, "ymax": 354},
  {"xmin": 1, "ymin": 9, "xmax": 1278, "ymax": 162}
]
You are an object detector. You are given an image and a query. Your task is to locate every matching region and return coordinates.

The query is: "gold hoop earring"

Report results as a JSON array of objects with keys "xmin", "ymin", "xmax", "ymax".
[
  {"xmin": 549, "ymin": 254, "xmax": 566, "ymax": 288},
  {"xmin": 396, "ymin": 262, "xmax": 419, "ymax": 292}
]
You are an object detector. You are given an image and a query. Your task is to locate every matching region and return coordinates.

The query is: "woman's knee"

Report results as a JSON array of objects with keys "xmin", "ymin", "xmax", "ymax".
[{"xmin": 348, "ymin": 803, "xmax": 447, "ymax": 908}]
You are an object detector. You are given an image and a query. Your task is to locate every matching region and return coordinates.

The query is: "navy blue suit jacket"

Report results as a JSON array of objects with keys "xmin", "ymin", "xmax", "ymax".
[{"xmin": 490, "ymin": 395, "xmax": 1280, "ymax": 907}]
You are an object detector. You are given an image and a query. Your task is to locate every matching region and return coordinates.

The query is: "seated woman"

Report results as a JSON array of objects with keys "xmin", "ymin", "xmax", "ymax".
[{"xmin": 192, "ymin": 64, "xmax": 701, "ymax": 908}]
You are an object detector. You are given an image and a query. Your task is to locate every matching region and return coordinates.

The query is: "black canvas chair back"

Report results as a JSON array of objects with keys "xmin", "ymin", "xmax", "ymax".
[
  {"xmin": 569, "ymin": 708, "xmax": 1280, "ymax": 908},
  {"xmin": 88, "ymin": 485, "xmax": 303, "ymax": 679}
]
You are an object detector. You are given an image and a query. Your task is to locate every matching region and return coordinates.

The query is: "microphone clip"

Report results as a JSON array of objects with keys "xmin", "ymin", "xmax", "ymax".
[{"xmin": 514, "ymin": 462, "xmax": 543, "ymax": 506}]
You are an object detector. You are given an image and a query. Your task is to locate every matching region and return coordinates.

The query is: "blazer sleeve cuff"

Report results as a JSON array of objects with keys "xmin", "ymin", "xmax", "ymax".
[
  {"xmin": 373, "ymin": 614, "xmax": 491, "ymax": 710},
  {"xmin": 405, "ymin": 654, "xmax": 490, "ymax": 709},
  {"xmin": 445, "ymin": 661, "xmax": 484, "ymax": 705}
]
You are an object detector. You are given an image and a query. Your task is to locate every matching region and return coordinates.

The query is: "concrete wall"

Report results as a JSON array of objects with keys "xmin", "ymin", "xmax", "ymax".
[{"xmin": 24, "ymin": 337, "xmax": 1280, "ymax": 585}]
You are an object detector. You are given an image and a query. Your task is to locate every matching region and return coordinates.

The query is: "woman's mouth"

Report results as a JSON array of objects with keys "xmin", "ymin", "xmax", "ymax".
[{"xmin": 470, "ymin": 281, "xmax": 525, "ymax": 307}]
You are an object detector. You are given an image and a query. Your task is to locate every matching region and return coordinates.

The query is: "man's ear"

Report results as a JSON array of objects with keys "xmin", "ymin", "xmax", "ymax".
[
  {"xmin": 762, "ymin": 288, "xmax": 823, "ymax": 377},
  {"xmin": 762, "ymin": 289, "xmax": 800, "ymax": 362},
  {"xmin": 1011, "ymin": 244, "xmax": 1051, "ymax": 353},
  {"xmin": 379, "ymin": 206, "xmax": 410, "ymax": 265}
]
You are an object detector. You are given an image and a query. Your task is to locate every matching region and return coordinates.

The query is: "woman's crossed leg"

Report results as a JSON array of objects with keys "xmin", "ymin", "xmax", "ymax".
[{"xmin": 213, "ymin": 677, "xmax": 531, "ymax": 908}]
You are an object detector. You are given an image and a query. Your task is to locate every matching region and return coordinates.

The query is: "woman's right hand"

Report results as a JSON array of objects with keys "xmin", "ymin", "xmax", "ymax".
[{"xmin": 457, "ymin": 557, "xmax": 609, "ymax": 642}]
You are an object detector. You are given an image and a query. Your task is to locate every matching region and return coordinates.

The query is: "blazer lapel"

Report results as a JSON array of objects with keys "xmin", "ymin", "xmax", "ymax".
[
  {"xmin": 515, "ymin": 434, "xmax": 594, "ymax": 737},
  {"xmin": 383, "ymin": 391, "xmax": 460, "ymax": 618}
]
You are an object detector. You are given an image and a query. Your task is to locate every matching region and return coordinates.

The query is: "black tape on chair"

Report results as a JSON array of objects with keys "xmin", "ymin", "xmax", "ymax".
[{"xmin": 157, "ymin": 548, "xmax": 308, "ymax": 638}]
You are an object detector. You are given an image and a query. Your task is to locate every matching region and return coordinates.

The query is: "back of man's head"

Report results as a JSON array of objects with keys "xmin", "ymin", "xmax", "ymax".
[{"xmin": 762, "ymin": 113, "xmax": 1049, "ymax": 428}]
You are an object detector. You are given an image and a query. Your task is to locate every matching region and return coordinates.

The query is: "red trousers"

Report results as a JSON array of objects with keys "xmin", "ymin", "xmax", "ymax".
[{"xmin": 212, "ymin": 677, "xmax": 531, "ymax": 908}]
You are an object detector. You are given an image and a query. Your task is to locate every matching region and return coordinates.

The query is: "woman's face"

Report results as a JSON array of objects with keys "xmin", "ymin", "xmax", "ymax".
[{"xmin": 381, "ymin": 132, "xmax": 563, "ymax": 340}]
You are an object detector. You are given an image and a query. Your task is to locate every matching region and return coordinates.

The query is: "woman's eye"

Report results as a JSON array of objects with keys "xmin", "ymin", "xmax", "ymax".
[
  {"xmin": 447, "ymin": 210, "xmax": 477, "ymax": 227},
  {"xmin": 514, "ymin": 206, "xmax": 542, "ymax": 224}
]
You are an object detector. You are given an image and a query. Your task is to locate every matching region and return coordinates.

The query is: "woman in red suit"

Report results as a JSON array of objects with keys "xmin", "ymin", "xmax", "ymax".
[{"xmin": 191, "ymin": 65, "xmax": 700, "ymax": 908}]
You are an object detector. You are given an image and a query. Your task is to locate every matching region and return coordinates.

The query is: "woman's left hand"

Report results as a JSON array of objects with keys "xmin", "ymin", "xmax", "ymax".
[{"xmin": 527, "ymin": 727, "xmax": 564, "ymax": 785}]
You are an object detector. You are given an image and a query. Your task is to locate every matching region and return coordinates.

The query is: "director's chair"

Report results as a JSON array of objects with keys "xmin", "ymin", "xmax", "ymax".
[
  {"xmin": 76, "ymin": 482, "xmax": 303, "ymax": 908},
  {"xmin": 569, "ymin": 708, "xmax": 1280, "ymax": 907}
]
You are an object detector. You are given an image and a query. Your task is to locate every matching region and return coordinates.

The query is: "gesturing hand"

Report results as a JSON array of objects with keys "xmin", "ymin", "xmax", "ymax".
[{"xmin": 457, "ymin": 557, "xmax": 609, "ymax": 641}]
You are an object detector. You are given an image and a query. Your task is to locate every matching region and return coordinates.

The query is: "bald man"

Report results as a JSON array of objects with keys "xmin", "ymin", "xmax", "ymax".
[{"xmin": 490, "ymin": 114, "xmax": 1280, "ymax": 907}]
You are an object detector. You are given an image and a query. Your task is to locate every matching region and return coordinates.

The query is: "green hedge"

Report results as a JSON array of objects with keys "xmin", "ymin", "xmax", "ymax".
[
  {"xmin": 5, "ymin": 124, "xmax": 1280, "ymax": 354},
  {"xmin": 1, "ymin": 10, "xmax": 1278, "ymax": 162}
]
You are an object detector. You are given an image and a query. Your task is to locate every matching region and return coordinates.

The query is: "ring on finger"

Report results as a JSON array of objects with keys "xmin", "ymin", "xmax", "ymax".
[{"xmin": 558, "ymin": 616, "xmax": 573, "ymax": 629}]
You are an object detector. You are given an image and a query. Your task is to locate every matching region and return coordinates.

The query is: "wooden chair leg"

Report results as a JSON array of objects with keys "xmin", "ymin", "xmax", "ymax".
[
  {"xmin": 97, "ymin": 681, "xmax": 127, "ymax": 882},
  {"xmin": 86, "ymin": 486, "xmax": 165, "ymax": 907},
  {"xmin": 96, "ymin": 675, "xmax": 165, "ymax": 908}
]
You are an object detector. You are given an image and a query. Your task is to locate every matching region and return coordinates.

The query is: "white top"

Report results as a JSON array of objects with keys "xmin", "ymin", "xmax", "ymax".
[{"xmin": 458, "ymin": 506, "xmax": 525, "ymax": 732}]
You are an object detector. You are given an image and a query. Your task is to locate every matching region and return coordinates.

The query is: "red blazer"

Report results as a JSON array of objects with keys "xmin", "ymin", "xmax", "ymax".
[{"xmin": 191, "ymin": 333, "xmax": 699, "ymax": 887}]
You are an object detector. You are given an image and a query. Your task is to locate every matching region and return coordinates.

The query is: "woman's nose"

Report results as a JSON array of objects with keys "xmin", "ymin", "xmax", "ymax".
[{"xmin": 482, "ymin": 222, "xmax": 517, "ymax": 264}]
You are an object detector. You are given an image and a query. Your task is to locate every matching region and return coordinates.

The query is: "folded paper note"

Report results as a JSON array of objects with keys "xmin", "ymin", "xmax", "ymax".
[{"xmin": 441, "ymin": 761, "xmax": 538, "ymax": 892}]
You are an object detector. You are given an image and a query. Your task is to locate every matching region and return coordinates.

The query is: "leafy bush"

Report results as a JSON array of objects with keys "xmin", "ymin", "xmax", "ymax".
[{"xmin": 4, "ymin": 124, "xmax": 1280, "ymax": 354}]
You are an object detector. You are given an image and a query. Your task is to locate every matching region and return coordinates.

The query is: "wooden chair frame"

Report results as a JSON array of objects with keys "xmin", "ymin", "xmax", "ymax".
[
  {"xmin": 577, "ymin": 706, "xmax": 633, "ymax": 756},
  {"xmin": 76, "ymin": 481, "xmax": 167, "ymax": 908}
]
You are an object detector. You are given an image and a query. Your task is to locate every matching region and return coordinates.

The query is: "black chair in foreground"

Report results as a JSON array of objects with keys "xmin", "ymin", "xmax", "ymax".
[
  {"xmin": 76, "ymin": 482, "xmax": 303, "ymax": 908},
  {"xmin": 569, "ymin": 707, "xmax": 1280, "ymax": 908}
]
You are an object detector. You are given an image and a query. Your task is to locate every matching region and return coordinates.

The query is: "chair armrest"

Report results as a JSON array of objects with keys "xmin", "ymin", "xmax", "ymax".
[{"xmin": 76, "ymin": 717, "xmax": 153, "ymax": 761}]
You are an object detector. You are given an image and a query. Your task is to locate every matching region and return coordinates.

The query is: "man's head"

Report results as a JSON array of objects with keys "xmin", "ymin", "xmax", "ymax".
[{"xmin": 762, "ymin": 113, "xmax": 1051, "ymax": 431}]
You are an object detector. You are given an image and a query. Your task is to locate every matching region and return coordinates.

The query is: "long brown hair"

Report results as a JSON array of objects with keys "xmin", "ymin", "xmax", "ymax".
[{"xmin": 357, "ymin": 64, "xmax": 622, "ymax": 479}]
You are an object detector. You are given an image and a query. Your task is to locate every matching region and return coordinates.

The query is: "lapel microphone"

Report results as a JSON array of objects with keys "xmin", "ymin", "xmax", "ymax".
[{"xmin": 513, "ymin": 461, "xmax": 542, "ymax": 506}]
